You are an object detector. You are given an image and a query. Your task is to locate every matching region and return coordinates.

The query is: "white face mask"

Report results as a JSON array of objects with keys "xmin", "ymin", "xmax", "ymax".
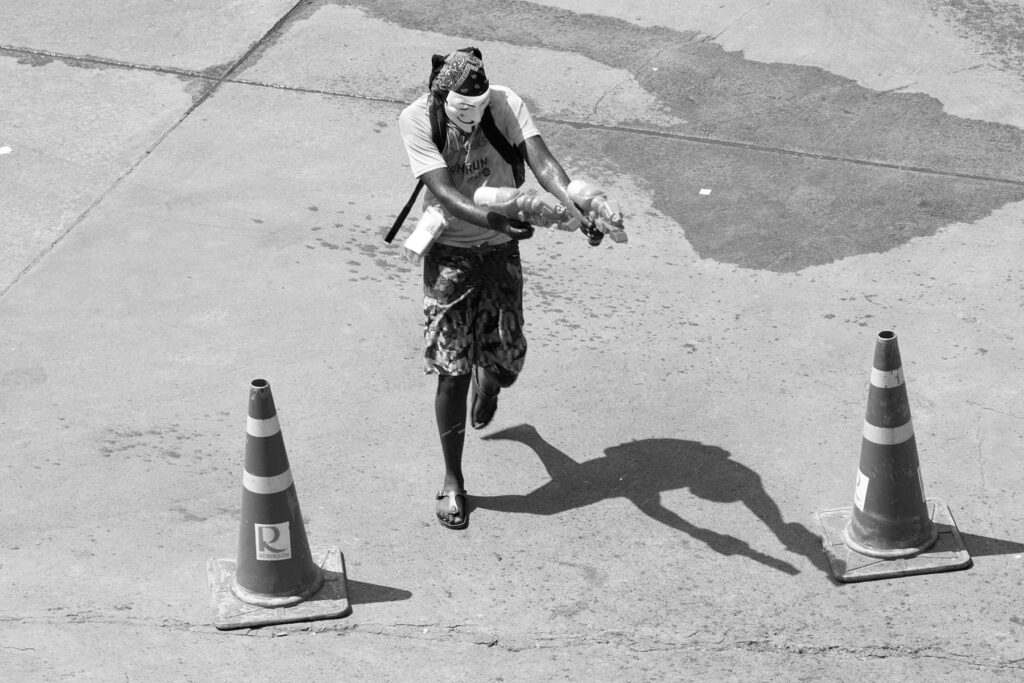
[{"xmin": 444, "ymin": 89, "xmax": 491, "ymax": 133}]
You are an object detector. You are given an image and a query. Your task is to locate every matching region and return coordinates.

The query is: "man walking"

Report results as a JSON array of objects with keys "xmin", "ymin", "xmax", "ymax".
[{"xmin": 398, "ymin": 47, "xmax": 594, "ymax": 529}]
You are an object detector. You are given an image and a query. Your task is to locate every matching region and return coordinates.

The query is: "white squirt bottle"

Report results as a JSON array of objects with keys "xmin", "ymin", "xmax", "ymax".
[
  {"xmin": 472, "ymin": 186, "xmax": 522, "ymax": 207},
  {"xmin": 401, "ymin": 205, "xmax": 447, "ymax": 264}
]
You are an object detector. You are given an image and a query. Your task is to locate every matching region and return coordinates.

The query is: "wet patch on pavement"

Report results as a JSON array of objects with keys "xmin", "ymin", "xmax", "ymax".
[
  {"xmin": 550, "ymin": 122, "xmax": 1024, "ymax": 271},
  {"xmin": 930, "ymin": 0, "xmax": 1024, "ymax": 75},
  {"xmin": 323, "ymin": 0, "xmax": 1024, "ymax": 271}
]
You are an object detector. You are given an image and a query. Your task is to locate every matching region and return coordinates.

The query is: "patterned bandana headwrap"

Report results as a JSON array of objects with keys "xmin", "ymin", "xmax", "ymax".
[{"xmin": 432, "ymin": 50, "xmax": 489, "ymax": 97}]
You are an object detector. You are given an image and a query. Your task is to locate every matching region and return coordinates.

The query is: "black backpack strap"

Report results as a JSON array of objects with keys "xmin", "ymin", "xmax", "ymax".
[
  {"xmin": 480, "ymin": 108, "xmax": 525, "ymax": 187},
  {"xmin": 384, "ymin": 179, "xmax": 424, "ymax": 243},
  {"xmin": 428, "ymin": 94, "xmax": 447, "ymax": 152},
  {"xmin": 385, "ymin": 97, "xmax": 448, "ymax": 243}
]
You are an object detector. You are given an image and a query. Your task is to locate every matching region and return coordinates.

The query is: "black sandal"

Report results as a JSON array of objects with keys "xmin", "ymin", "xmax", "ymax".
[{"xmin": 435, "ymin": 489, "xmax": 468, "ymax": 529}]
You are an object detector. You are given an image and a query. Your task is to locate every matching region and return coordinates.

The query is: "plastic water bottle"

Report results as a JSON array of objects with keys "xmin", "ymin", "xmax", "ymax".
[
  {"xmin": 473, "ymin": 186, "xmax": 522, "ymax": 207},
  {"xmin": 474, "ymin": 187, "xmax": 571, "ymax": 228},
  {"xmin": 401, "ymin": 205, "xmax": 447, "ymax": 264}
]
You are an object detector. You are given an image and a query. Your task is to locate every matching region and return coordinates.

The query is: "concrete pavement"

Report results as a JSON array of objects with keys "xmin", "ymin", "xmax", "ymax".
[{"xmin": 3, "ymin": 1, "xmax": 1024, "ymax": 680}]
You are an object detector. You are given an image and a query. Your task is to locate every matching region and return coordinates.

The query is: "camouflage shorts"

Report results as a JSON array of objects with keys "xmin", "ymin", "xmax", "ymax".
[{"xmin": 422, "ymin": 241, "xmax": 527, "ymax": 377}]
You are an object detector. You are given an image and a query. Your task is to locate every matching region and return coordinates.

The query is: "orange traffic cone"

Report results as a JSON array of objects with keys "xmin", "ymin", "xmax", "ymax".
[
  {"xmin": 817, "ymin": 331, "xmax": 971, "ymax": 582},
  {"xmin": 207, "ymin": 379, "xmax": 350, "ymax": 629}
]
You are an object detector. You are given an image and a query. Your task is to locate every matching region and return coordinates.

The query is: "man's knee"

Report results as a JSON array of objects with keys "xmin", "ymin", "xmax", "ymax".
[
  {"xmin": 437, "ymin": 373, "xmax": 471, "ymax": 396},
  {"xmin": 494, "ymin": 367, "xmax": 518, "ymax": 388}
]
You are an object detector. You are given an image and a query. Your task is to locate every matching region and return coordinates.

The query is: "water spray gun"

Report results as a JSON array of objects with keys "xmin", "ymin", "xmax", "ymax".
[
  {"xmin": 567, "ymin": 180, "xmax": 628, "ymax": 246},
  {"xmin": 473, "ymin": 187, "xmax": 576, "ymax": 230}
]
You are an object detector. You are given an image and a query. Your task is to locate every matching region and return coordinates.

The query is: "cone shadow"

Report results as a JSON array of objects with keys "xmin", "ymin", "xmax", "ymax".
[
  {"xmin": 959, "ymin": 533, "xmax": 1024, "ymax": 558},
  {"xmin": 473, "ymin": 424, "xmax": 830, "ymax": 576},
  {"xmin": 344, "ymin": 577, "xmax": 413, "ymax": 606}
]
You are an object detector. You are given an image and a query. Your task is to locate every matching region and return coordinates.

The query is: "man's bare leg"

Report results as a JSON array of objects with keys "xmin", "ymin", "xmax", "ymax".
[{"xmin": 435, "ymin": 373, "xmax": 470, "ymax": 527}]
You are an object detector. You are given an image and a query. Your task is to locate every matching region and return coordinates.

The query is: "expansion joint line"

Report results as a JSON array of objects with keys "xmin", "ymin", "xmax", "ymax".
[
  {"xmin": 538, "ymin": 116, "xmax": 1024, "ymax": 188},
  {"xmin": 209, "ymin": 79, "xmax": 1024, "ymax": 188},
  {"xmin": 216, "ymin": 80, "xmax": 1024, "ymax": 188}
]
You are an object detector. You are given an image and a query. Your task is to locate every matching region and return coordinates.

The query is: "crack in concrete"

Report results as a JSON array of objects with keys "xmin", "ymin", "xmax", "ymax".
[
  {"xmin": 326, "ymin": 623, "xmax": 1024, "ymax": 669},
  {"xmin": 0, "ymin": 644, "xmax": 37, "ymax": 652},
  {"xmin": 708, "ymin": 1, "xmax": 775, "ymax": 42},
  {"xmin": 731, "ymin": 639, "xmax": 1024, "ymax": 670},
  {"xmin": 965, "ymin": 400, "xmax": 1024, "ymax": 421},
  {"xmin": 5, "ymin": 613, "xmax": 1024, "ymax": 669}
]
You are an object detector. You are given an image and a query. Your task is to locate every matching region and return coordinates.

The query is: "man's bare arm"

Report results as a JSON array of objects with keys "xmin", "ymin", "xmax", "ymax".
[
  {"xmin": 521, "ymin": 136, "xmax": 582, "ymax": 222},
  {"xmin": 420, "ymin": 167, "xmax": 533, "ymax": 239},
  {"xmin": 523, "ymin": 135, "xmax": 612, "ymax": 243}
]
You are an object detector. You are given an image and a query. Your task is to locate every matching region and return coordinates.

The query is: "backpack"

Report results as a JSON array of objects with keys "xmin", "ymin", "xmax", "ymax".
[{"xmin": 384, "ymin": 49, "xmax": 526, "ymax": 243}]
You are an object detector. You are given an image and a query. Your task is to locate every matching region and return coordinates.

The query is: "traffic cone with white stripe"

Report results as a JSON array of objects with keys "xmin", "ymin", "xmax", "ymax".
[
  {"xmin": 207, "ymin": 379, "xmax": 349, "ymax": 629},
  {"xmin": 232, "ymin": 378, "xmax": 322, "ymax": 604},
  {"xmin": 816, "ymin": 331, "xmax": 971, "ymax": 582}
]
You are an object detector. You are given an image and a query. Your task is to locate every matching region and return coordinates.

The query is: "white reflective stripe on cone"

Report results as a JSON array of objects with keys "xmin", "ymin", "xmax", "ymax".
[
  {"xmin": 862, "ymin": 420, "xmax": 915, "ymax": 445},
  {"xmin": 870, "ymin": 366, "xmax": 905, "ymax": 388},
  {"xmin": 246, "ymin": 414, "xmax": 281, "ymax": 438},
  {"xmin": 243, "ymin": 468, "xmax": 294, "ymax": 495}
]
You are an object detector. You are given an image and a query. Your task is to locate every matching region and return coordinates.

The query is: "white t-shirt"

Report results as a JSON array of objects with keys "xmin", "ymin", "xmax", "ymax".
[{"xmin": 398, "ymin": 85, "xmax": 540, "ymax": 247}]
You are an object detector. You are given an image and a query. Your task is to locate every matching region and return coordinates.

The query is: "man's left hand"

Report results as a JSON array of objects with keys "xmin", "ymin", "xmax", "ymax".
[{"xmin": 505, "ymin": 219, "xmax": 535, "ymax": 240}]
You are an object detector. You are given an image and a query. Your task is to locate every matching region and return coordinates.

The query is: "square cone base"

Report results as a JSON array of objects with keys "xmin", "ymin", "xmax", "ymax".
[
  {"xmin": 817, "ymin": 498, "xmax": 972, "ymax": 583},
  {"xmin": 207, "ymin": 545, "xmax": 350, "ymax": 630}
]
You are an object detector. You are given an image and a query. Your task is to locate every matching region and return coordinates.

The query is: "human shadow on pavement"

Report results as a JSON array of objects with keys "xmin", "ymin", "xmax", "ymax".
[{"xmin": 472, "ymin": 424, "xmax": 830, "ymax": 576}]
